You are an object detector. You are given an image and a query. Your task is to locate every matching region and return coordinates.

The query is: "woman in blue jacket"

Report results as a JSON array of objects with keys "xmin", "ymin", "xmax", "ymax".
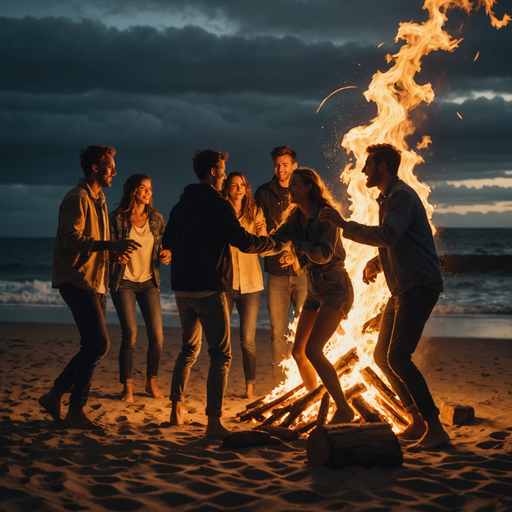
[
  {"xmin": 109, "ymin": 174, "xmax": 171, "ymax": 402},
  {"xmin": 272, "ymin": 168, "xmax": 354, "ymax": 424}
]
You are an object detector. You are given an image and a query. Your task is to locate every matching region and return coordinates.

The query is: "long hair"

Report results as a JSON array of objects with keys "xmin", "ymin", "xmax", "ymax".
[
  {"xmin": 281, "ymin": 167, "xmax": 339, "ymax": 227},
  {"xmin": 222, "ymin": 171, "xmax": 258, "ymax": 223},
  {"xmin": 111, "ymin": 173, "xmax": 157, "ymax": 220}
]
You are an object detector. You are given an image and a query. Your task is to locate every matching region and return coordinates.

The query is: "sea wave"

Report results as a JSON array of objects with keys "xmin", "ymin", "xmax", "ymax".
[{"xmin": 0, "ymin": 280, "xmax": 64, "ymax": 305}]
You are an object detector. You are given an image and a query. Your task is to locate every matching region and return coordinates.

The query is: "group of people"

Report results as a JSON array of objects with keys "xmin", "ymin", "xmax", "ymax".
[{"xmin": 39, "ymin": 143, "xmax": 450, "ymax": 450}]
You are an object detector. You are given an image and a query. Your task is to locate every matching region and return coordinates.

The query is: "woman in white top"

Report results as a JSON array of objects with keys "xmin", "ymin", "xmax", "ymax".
[
  {"xmin": 109, "ymin": 174, "xmax": 171, "ymax": 402},
  {"xmin": 222, "ymin": 172, "xmax": 267, "ymax": 399}
]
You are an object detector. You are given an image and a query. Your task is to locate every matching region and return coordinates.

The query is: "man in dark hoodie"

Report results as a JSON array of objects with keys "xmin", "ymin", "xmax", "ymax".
[{"xmin": 162, "ymin": 149, "xmax": 279, "ymax": 437}]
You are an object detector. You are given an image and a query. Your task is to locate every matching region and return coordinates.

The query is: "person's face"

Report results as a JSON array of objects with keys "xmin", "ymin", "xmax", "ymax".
[
  {"xmin": 134, "ymin": 179, "xmax": 153, "ymax": 206},
  {"xmin": 289, "ymin": 174, "xmax": 311, "ymax": 205},
  {"xmin": 362, "ymin": 153, "xmax": 383, "ymax": 189},
  {"xmin": 94, "ymin": 155, "xmax": 116, "ymax": 188},
  {"xmin": 274, "ymin": 155, "xmax": 297, "ymax": 185},
  {"xmin": 212, "ymin": 160, "xmax": 226, "ymax": 192},
  {"xmin": 227, "ymin": 175, "xmax": 246, "ymax": 203}
]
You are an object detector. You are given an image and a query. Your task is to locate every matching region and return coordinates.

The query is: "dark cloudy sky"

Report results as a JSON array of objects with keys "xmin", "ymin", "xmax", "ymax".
[{"xmin": 1, "ymin": 0, "xmax": 511, "ymax": 236}]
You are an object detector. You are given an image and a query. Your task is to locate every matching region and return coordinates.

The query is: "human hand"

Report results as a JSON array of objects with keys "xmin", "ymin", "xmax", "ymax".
[
  {"xmin": 362, "ymin": 261, "xmax": 380, "ymax": 285},
  {"xmin": 111, "ymin": 238, "xmax": 141, "ymax": 256},
  {"xmin": 117, "ymin": 252, "xmax": 131, "ymax": 265},
  {"xmin": 279, "ymin": 252, "xmax": 296, "ymax": 267},
  {"xmin": 160, "ymin": 249, "xmax": 172, "ymax": 265},
  {"xmin": 318, "ymin": 206, "xmax": 347, "ymax": 229},
  {"xmin": 255, "ymin": 220, "xmax": 267, "ymax": 236}
]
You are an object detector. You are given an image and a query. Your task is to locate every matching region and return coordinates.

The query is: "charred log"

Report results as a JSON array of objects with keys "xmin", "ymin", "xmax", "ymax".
[{"xmin": 351, "ymin": 396, "xmax": 384, "ymax": 423}]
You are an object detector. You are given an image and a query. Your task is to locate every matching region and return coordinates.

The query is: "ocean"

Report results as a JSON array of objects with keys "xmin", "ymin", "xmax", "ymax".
[{"xmin": 1, "ymin": 228, "xmax": 511, "ymax": 339}]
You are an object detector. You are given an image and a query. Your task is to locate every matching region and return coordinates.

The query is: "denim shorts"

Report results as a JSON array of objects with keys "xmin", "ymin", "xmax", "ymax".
[{"xmin": 302, "ymin": 267, "xmax": 354, "ymax": 317}]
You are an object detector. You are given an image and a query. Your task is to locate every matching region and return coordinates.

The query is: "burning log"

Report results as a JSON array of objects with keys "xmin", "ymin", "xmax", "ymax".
[
  {"xmin": 317, "ymin": 392, "xmax": 331, "ymax": 426},
  {"xmin": 375, "ymin": 396, "xmax": 409, "ymax": 428},
  {"xmin": 296, "ymin": 421, "xmax": 317, "ymax": 435},
  {"xmin": 239, "ymin": 347, "xmax": 359, "ymax": 426},
  {"xmin": 238, "ymin": 383, "xmax": 303, "ymax": 422},
  {"xmin": 345, "ymin": 382, "xmax": 366, "ymax": 401},
  {"xmin": 360, "ymin": 366, "xmax": 406, "ymax": 414},
  {"xmin": 351, "ymin": 396, "xmax": 385, "ymax": 423},
  {"xmin": 307, "ymin": 423, "xmax": 403, "ymax": 468},
  {"xmin": 280, "ymin": 385, "xmax": 326, "ymax": 428}
]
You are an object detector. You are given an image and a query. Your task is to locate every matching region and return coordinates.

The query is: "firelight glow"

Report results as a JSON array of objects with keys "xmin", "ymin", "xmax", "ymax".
[{"xmin": 253, "ymin": 0, "xmax": 510, "ymax": 433}]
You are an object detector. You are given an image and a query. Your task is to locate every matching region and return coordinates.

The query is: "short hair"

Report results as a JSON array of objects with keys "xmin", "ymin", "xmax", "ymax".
[
  {"xmin": 270, "ymin": 146, "xmax": 297, "ymax": 163},
  {"xmin": 192, "ymin": 149, "xmax": 229, "ymax": 180},
  {"xmin": 79, "ymin": 145, "xmax": 116, "ymax": 176},
  {"xmin": 367, "ymin": 144, "xmax": 401, "ymax": 175}
]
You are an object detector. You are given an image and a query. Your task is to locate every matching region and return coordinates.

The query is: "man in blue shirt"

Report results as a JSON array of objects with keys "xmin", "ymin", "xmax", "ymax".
[{"xmin": 320, "ymin": 143, "xmax": 450, "ymax": 451}]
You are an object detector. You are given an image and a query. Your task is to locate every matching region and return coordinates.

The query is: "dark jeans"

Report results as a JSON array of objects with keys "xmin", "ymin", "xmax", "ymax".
[
  {"xmin": 374, "ymin": 285, "xmax": 440, "ymax": 421},
  {"xmin": 110, "ymin": 278, "xmax": 163, "ymax": 383},
  {"xmin": 55, "ymin": 283, "xmax": 110, "ymax": 407},
  {"xmin": 267, "ymin": 273, "xmax": 308, "ymax": 383},
  {"xmin": 171, "ymin": 293, "xmax": 232, "ymax": 417},
  {"xmin": 225, "ymin": 290, "xmax": 261, "ymax": 384}
]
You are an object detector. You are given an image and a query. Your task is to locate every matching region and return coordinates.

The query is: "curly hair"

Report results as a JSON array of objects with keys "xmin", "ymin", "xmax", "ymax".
[
  {"xmin": 281, "ymin": 167, "xmax": 339, "ymax": 227},
  {"xmin": 111, "ymin": 174, "xmax": 157, "ymax": 221},
  {"xmin": 222, "ymin": 171, "xmax": 258, "ymax": 223}
]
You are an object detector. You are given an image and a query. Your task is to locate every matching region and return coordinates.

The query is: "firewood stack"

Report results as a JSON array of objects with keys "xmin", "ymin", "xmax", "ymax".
[{"xmin": 238, "ymin": 347, "xmax": 410, "ymax": 434}]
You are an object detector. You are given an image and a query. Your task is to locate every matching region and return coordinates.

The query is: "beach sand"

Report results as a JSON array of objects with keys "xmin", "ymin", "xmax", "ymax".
[{"xmin": 1, "ymin": 321, "xmax": 511, "ymax": 511}]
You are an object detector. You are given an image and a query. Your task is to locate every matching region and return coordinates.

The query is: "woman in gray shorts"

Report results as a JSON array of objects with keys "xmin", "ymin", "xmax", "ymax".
[{"xmin": 271, "ymin": 167, "xmax": 354, "ymax": 424}]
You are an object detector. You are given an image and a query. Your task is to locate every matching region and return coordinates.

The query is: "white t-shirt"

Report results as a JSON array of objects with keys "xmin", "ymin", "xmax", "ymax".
[{"xmin": 124, "ymin": 221, "xmax": 154, "ymax": 282}]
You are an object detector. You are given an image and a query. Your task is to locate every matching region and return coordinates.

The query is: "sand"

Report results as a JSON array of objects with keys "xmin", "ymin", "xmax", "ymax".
[{"xmin": 1, "ymin": 321, "xmax": 511, "ymax": 512}]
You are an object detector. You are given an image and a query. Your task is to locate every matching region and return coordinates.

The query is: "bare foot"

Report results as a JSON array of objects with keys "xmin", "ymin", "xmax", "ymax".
[
  {"xmin": 205, "ymin": 417, "xmax": 230, "ymax": 438},
  {"xmin": 398, "ymin": 421, "xmax": 426, "ymax": 440},
  {"xmin": 170, "ymin": 401, "xmax": 190, "ymax": 426},
  {"xmin": 65, "ymin": 404, "xmax": 104, "ymax": 430},
  {"xmin": 245, "ymin": 383, "xmax": 257, "ymax": 400},
  {"xmin": 145, "ymin": 378, "xmax": 164, "ymax": 399},
  {"xmin": 328, "ymin": 405, "xmax": 355, "ymax": 425},
  {"xmin": 39, "ymin": 390, "xmax": 65, "ymax": 422},
  {"xmin": 120, "ymin": 383, "xmax": 133, "ymax": 403},
  {"xmin": 408, "ymin": 424, "xmax": 450, "ymax": 451}
]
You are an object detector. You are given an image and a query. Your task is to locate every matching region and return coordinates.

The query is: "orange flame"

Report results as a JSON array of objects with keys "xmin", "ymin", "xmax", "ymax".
[{"xmin": 259, "ymin": 0, "xmax": 509, "ymax": 432}]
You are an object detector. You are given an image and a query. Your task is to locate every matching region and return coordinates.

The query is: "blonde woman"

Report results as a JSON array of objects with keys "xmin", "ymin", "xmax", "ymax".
[
  {"xmin": 109, "ymin": 174, "xmax": 171, "ymax": 402},
  {"xmin": 222, "ymin": 172, "xmax": 267, "ymax": 399},
  {"xmin": 271, "ymin": 168, "xmax": 354, "ymax": 424}
]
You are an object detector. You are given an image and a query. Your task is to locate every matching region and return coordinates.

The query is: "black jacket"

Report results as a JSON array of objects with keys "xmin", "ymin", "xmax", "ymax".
[
  {"xmin": 163, "ymin": 183, "xmax": 276, "ymax": 293},
  {"xmin": 254, "ymin": 176, "xmax": 301, "ymax": 276}
]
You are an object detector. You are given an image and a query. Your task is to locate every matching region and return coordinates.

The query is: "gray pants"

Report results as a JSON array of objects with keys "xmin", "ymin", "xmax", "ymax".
[{"xmin": 171, "ymin": 292, "xmax": 232, "ymax": 417}]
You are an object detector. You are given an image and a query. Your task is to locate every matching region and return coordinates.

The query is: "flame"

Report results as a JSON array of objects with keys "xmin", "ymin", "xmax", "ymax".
[{"xmin": 254, "ymin": 0, "xmax": 509, "ymax": 433}]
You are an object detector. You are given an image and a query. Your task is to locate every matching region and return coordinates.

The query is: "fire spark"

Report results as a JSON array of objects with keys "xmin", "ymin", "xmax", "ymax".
[{"xmin": 241, "ymin": 0, "xmax": 509, "ymax": 434}]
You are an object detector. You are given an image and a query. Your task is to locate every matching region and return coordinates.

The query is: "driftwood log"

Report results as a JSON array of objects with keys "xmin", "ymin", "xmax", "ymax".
[{"xmin": 307, "ymin": 423, "xmax": 403, "ymax": 468}]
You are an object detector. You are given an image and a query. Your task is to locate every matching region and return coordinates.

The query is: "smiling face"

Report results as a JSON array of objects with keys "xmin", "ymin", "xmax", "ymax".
[
  {"xmin": 226, "ymin": 175, "xmax": 246, "ymax": 204},
  {"xmin": 289, "ymin": 173, "xmax": 311, "ymax": 205},
  {"xmin": 134, "ymin": 178, "xmax": 153, "ymax": 206},
  {"xmin": 212, "ymin": 160, "xmax": 226, "ymax": 192},
  {"xmin": 95, "ymin": 154, "xmax": 116, "ymax": 189},
  {"xmin": 362, "ymin": 152, "xmax": 384, "ymax": 189},
  {"xmin": 274, "ymin": 154, "xmax": 297, "ymax": 187}
]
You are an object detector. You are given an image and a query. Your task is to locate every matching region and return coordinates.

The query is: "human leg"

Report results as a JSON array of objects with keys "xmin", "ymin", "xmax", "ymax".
[
  {"xmin": 193, "ymin": 293, "xmax": 232, "ymax": 437},
  {"xmin": 267, "ymin": 274, "xmax": 293, "ymax": 384},
  {"xmin": 170, "ymin": 296, "xmax": 202, "ymax": 425},
  {"xmin": 49, "ymin": 283, "xmax": 109, "ymax": 429},
  {"xmin": 236, "ymin": 291, "xmax": 260, "ymax": 397},
  {"xmin": 304, "ymin": 306, "xmax": 354, "ymax": 424},
  {"xmin": 290, "ymin": 273, "xmax": 308, "ymax": 319},
  {"xmin": 111, "ymin": 280, "xmax": 138, "ymax": 402},
  {"xmin": 137, "ymin": 279, "xmax": 164, "ymax": 399},
  {"xmin": 291, "ymin": 309, "xmax": 318, "ymax": 392}
]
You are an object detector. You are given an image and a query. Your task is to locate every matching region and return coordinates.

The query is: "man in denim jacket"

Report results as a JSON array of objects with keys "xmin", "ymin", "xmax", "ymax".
[{"xmin": 319, "ymin": 143, "xmax": 449, "ymax": 451}]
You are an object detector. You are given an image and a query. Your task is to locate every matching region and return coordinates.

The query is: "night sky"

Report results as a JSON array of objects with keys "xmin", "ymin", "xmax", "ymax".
[{"xmin": 1, "ymin": 0, "xmax": 511, "ymax": 236}]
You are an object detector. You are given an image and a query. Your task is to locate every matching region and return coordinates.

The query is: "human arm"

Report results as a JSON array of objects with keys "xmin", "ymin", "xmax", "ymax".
[{"xmin": 318, "ymin": 206, "xmax": 348, "ymax": 229}]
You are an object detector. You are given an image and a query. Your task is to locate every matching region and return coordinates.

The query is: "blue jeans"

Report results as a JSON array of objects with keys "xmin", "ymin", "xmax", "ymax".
[
  {"xmin": 225, "ymin": 290, "xmax": 261, "ymax": 384},
  {"xmin": 55, "ymin": 283, "xmax": 110, "ymax": 407},
  {"xmin": 171, "ymin": 293, "xmax": 232, "ymax": 417},
  {"xmin": 374, "ymin": 285, "xmax": 440, "ymax": 421},
  {"xmin": 110, "ymin": 278, "xmax": 163, "ymax": 383},
  {"xmin": 267, "ymin": 273, "xmax": 308, "ymax": 383}
]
